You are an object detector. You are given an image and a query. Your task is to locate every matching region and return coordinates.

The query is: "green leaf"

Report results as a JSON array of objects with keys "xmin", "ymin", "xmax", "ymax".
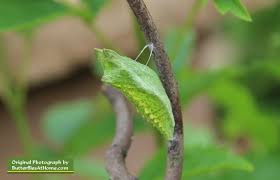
[
  {"xmin": 223, "ymin": 3, "xmax": 280, "ymax": 61},
  {"xmin": 184, "ymin": 126, "xmax": 215, "ymax": 147},
  {"xmin": 62, "ymin": 114, "xmax": 115, "ymax": 156},
  {"xmin": 63, "ymin": 113, "xmax": 148, "ymax": 157},
  {"xmin": 75, "ymin": 159, "xmax": 107, "ymax": 179},
  {"xmin": 165, "ymin": 29, "xmax": 195, "ymax": 73},
  {"xmin": 164, "ymin": 28, "xmax": 195, "ymax": 106},
  {"xmin": 42, "ymin": 100, "xmax": 93, "ymax": 145},
  {"xmin": 184, "ymin": 146, "xmax": 253, "ymax": 178},
  {"xmin": 0, "ymin": 0, "xmax": 66, "ymax": 32},
  {"xmin": 199, "ymin": 154, "xmax": 280, "ymax": 180},
  {"xmin": 143, "ymin": 147, "xmax": 253, "ymax": 179},
  {"xmin": 42, "ymin": 96, "xmax": 115, "ymax": 157},
  {"xmin": 95, "ymin": 49, "xmax": 175, "ymax": 139},
  {"xmin": 173, "ymin": 68, "xmax": 231, "ymax": 106},
  {"xmin": 209, "ymin": 80, "xmax": 279, "ymax": 151},
  {"xmin": 42, "ymin": 95, "xmax": 148, "ymax": 157},
  {"xmin": 140, "ymin": 141, "xmax": 253, "ymax": 179},
  {"xmin": 213, "ymin": 0, "xmax": 252, "ymax": 21}
]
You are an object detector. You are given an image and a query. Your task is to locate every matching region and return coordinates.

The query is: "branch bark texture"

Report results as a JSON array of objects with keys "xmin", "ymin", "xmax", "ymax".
[
  {"xmin": 126, "ymin": 0, "xmax": 184, "ymax": 179},
  {"xmin": 103, "ymin": 85, "xmax": 137, "ymax": 180}
]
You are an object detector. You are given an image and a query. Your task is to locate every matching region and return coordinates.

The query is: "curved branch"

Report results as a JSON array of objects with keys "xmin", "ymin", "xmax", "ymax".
[
  {"xmin": 126, "ymin": 0, "xmax": 184, "ymax": 179},
  {"xmin": 102, "ymin": 85, "xmax": 137, "ymax": 180}
]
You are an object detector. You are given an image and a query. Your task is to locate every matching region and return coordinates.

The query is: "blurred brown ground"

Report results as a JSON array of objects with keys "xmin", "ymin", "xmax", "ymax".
[{"xmin": 0, "ymin": 0, "xmax": 276, "ymax": 179}]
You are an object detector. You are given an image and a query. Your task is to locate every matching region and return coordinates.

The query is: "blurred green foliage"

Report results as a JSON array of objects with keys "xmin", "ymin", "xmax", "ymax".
[
  {"xmin": 74, "ymin": 159, "xmax": 107, "ymax": 179},
  {"xmin": 139, "ymin": 127, "xmax": 253, "ymax": 179},
  {"xmin": 224, "ymin": 3, "xmax": 280, "ymax": 61},
  {"xmin": 165, "ymin": 2, "xmax": 280, "ymax": 179},
  {"xmin": 43, "ymin": 100, "xmax": 94, "ymax": 144},
  {"xmin": 218, "ymin": 3, "xmax": 280, "ymax": 153},
  {"xmin": 192, "ymin": 154, "xmax": 280, "ymax": 180},
  {"xmin": 209, "ymin": 80, "xmax": 279, "ymax": 151},
  {"xmin": 0, "ymin": 0, "xmax": 66, "ymax": 32},
  {"xmin": 0, "ymin": 0, "xmax": 111, "ymax": 32},
  {"xmin": 42, "ymin": 94, "xmax": 148, "ymax": 157}
]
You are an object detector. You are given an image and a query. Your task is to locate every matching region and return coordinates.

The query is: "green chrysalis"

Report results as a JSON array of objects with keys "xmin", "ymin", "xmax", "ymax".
[{"xmin": 95, "ymin": 48, "xmax": 175, "ymax": 139}]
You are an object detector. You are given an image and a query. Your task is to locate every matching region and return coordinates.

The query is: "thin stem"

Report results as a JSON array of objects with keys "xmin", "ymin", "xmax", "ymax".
[
  {"xmin": 0, "ymin": 36, "xmax": 13, "ymax": 103},
  {"xmin": 131, "ymin": 14, "xmax": 151, "ymax": 65},
  {"xmin": 59, "ymin": 0, "xmax": 118, "ymax": 51},
  {"xmin": 126, "ymin": 0, "xmax": 184, "ymax": 179},
  {"xmin": 0, "ymin": 35, "xmax": 34, "ymax": 154},
  {"xmin": 19, "ymin": 36, "xmax": 32, "ymax": 96},
  {"xmin": 183, "ymin": 0, "xmax": 207, "ymax": 32},
  {"xmin": 9, "ymin": 98, "xmax": 33, "ymax": 154},
  {"xmin": 91, "ymin": 24, "xmax": 116, "ymax": 50},
  {"xmin": 132, "ymin": 14, "xmax": 146, "ymax": 51},
  {"xmin": 102, "ymin": 85, "xmax": 137, "ymax": 180}
]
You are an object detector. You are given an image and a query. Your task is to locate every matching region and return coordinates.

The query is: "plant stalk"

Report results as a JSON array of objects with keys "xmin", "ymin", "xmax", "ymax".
[{"xmin": 126, "ymin": 0, "xmax": 184, "ymax": 179}]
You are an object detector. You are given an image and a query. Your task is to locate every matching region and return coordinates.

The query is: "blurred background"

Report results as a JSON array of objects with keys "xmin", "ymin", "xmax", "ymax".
[{"xmin": 0, "ymin": 0, "xmax": 279, "ymax": 179}]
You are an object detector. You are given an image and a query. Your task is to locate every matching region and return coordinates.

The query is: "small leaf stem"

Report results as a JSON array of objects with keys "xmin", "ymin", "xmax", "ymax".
[
  {"xmin": 0, "ymin": 35, "xmax": 34, "ymax": 154},
  {"xmin": 183, "ymin": 0, "xmax": 208, "ymax": 32}
]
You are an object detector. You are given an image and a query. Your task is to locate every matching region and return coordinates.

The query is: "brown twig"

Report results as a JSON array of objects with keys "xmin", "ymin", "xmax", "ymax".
[
  {"xmin": 102, "ymin": 85, "xmax": 137, "ymax": 180},
  {"xmin": 126, "ymin": 0, "xmax": 184, "ymax": 179}
]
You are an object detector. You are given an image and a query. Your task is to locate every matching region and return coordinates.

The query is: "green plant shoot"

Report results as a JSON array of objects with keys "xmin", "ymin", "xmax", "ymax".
[
  {"xmin": 213, "ymin": 0, "xmax": 252, "ymax": 21},
  {"xmin": 95, "ymin": 48, "xmax": 175, "ymax": 139}
]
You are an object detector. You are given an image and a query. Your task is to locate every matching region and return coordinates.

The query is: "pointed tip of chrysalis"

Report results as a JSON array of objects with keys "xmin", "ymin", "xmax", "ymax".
[
  {"xmin": 94, "ymin": 48, "xmax": 104, "ymax": 59},
  {"xmin": 94, "ymin": 48, "xmax": 102, "ymax": 52},
  {"xmin": 95, "ymin": 48, "xmax": 120, "ymax": 60},
  {"xmin": 94, "ymin": 48, "xmax": 104, "ymax": 54}
]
